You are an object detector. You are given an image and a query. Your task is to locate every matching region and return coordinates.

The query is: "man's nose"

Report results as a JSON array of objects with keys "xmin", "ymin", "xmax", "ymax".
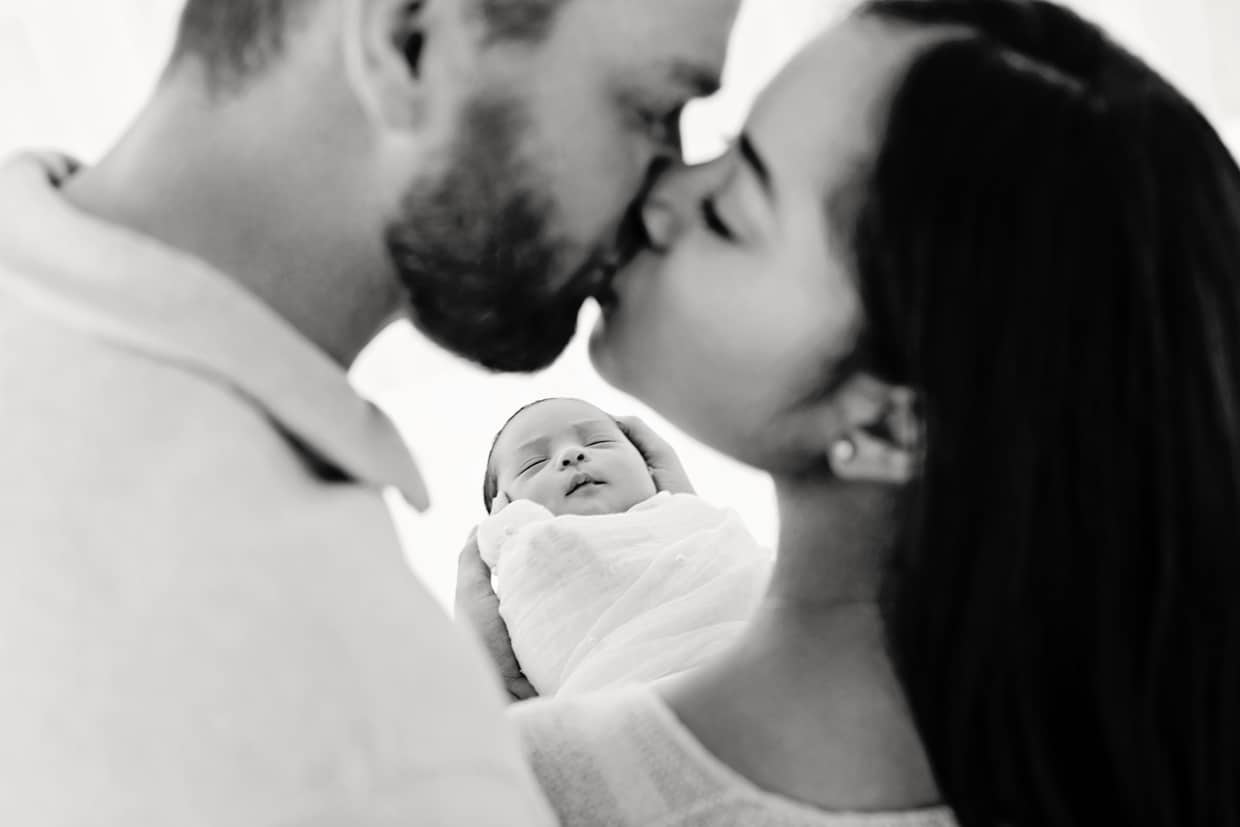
[
  {"xmin": 640, "ymin": 152, "xmax": 737, "ymax": 252},
  {"xmin": 556, "ymin": 445, "xmax": 589, "ymax": 469}
]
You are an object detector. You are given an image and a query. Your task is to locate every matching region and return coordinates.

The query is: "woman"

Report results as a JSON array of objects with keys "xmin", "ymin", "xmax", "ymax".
[{"xmin": 470, "ymin": 1, "xmax": 1240, "ymax": 824}]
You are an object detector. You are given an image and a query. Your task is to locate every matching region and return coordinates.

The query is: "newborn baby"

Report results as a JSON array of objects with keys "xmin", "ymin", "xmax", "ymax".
[{"xmin": 478, "ymin": 398, "xmax": 772, "ymax": 697}]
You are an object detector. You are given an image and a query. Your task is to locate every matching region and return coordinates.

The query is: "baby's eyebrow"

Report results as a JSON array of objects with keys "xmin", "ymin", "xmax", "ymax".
[
  {"xmin": 574, "ymin": 419, "xmax": 619, "ymax": 434},
  {"xmin": 515, "ymin": 436, "xmax": 550, "ymax": 456}
]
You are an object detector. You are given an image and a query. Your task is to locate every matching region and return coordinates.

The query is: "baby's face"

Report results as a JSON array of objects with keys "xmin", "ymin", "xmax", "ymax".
[{"xmin": 492, "ymin": 399, "xmax": 659, "ymax": 516}]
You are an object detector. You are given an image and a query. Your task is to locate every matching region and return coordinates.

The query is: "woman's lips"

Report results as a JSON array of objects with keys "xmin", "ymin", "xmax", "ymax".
[
  {"xmin": 592, "ymin": 257, "xmax": 622, "ymax": 311},
  {"xmin": 596, "ymin": 284, "xmax": 620, "ymax": 310}
]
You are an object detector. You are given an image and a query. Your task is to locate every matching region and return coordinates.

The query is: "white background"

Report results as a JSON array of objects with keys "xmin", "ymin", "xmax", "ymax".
[{"xmin": 2, "ymin": 0, "xmax": 1237, "ymax": 607}]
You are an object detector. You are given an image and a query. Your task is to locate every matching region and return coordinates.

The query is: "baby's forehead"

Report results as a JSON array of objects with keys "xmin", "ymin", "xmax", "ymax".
[{"xmin": 497, "ymin": 400, "xmax": 621, "ymax": 456}]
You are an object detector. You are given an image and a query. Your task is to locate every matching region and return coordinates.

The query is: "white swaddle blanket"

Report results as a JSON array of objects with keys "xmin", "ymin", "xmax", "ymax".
[{"xmin": 477, "ymin": 492, "xmax": 773, "ymax": 697}]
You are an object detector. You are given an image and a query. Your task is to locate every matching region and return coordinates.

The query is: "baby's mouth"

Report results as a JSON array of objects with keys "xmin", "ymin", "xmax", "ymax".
[{"xmin": 566, "ymin": 472, "xmax": 603, "ymax": 496}]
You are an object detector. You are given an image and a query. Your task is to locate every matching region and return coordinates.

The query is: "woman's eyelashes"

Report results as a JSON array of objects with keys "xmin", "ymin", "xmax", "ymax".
[{"xmin": 701, "ymin": 195, "xmax": 736, "ymax": 241}]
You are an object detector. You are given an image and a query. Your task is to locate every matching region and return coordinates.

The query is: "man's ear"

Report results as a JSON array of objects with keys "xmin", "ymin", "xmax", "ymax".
[
  {"xmin": 341, "ymin": 0, "xmax": 438, "ymax": 135},
  {"xmin": 815, "ymin": 374, "xmax": 923, "ymax": 484}
]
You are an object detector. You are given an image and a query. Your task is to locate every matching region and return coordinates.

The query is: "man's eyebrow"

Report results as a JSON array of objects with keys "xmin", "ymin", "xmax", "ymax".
[{"xmin": 739, "ymin": 132, "xmax": 773, "ymax": 196}]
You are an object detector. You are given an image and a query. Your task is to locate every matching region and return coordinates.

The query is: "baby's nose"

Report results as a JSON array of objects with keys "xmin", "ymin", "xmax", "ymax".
[{"xmin": 557, "ymin": 447, "xmax": 588, "ymax": 468}]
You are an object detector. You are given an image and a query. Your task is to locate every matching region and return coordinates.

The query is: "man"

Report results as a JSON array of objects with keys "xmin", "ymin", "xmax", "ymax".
[{"xmin": 0, "ymin": 0, "xmax": 738, "ymax": 822}]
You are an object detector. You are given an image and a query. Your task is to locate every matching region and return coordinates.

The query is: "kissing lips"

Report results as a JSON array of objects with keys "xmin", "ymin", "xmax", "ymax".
[{"xmin": 591, "ymin": 254, "xmax": 623, "ymax": 313}]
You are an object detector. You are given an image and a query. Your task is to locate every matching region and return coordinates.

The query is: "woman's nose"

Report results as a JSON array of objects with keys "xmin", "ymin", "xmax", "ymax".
[
  {"xmin": 640, "ymin": 152, "xmax": 736, "ymax": 251},
  {"xmin": 640, "ymin": 196, "xmax": 681, "ymax": 253}
]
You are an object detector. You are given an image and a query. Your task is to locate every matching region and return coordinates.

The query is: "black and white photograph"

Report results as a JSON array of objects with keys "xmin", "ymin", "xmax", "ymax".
[{"xmin": 1, "ymin": 0, "xmax": 1238, "ymax": 823}]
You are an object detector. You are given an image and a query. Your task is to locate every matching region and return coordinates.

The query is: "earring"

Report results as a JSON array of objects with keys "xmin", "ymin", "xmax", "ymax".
[{"xmin": 828, "ymin": 437, "xmax": 857, "ymax": 467}]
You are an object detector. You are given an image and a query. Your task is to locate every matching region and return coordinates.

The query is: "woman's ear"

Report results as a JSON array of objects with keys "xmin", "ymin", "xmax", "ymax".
[
  {"xmin": 819, "ymin": 375, "xmax": 923, "ymax": 484},
  {"xmin": 341, "ymin": 0, "xmax": 445, "ymax": 136}
]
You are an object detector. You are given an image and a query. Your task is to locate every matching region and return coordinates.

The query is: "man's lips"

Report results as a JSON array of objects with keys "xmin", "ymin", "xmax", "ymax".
[
  {"xmin": 592, "ymin": 207, "xmax": 647, "ymax": 307},
  {"xmin": 565, "ymin": 472, "xmax": 603, "ymax": 495},
  {"xmin": 590, "ymin": 252, "xmax": 624, "ymax": 308}
]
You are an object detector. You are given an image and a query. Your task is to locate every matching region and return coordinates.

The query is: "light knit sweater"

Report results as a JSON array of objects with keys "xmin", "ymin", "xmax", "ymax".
[{"xmin": 511, "ymin": 685, "xmax": 957, "ymax": 827}]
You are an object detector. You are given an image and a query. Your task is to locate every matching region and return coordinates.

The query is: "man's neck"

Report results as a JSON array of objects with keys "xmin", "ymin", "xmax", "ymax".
[{"xmin": 62, "ymin": 72, "xmax": 401, "ymax": 367}]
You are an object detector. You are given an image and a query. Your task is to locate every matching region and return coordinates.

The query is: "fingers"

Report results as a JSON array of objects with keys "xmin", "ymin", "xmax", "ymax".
[
  {"xmin": 615, "ymin": 415, "xmax": 665, "ymax": 457},
  {"xmin": 616, "ymin": 415, "xmax": 695, "ymax": 495},
  {"xmin": 27, "ymin": 150, "xmax": 82, "ymax": 181},
  {"xmin": 506, "ymin": 675, "xmax": 540, "ymax": 702},
  {"xmin": 452, "ymin": 528, "xmax": 534, "ymax": 703},
  {"xmin": 456, "ymin": 528, "xmax": 483, "ymax": 571},
  {"xmin": 454, "ymin": 529, "xmax": 493, "ymax": 615},
  {"xmin": 616, "ymin": 415, "xmax": 681, "ymax": 470}
]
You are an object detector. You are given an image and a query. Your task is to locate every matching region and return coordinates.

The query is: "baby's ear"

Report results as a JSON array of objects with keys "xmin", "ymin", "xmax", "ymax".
[{"xmin": 490, "ymin": 490, "xmax": 511, "ymax": 515}]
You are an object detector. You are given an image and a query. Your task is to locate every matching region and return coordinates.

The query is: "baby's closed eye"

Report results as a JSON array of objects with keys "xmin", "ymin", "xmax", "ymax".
[{"xmin": 520, "ymin": 458, "xmax": 548, "ymax": 475}]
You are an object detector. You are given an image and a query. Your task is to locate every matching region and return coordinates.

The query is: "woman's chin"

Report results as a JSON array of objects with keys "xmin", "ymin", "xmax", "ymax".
[
  {"xmin": 587, "ymin": 310, "xmax": 632, "ymax": 392},
  {"xmin": 588, "ymin": 259, "xmax": 652, "ymax": 369}
]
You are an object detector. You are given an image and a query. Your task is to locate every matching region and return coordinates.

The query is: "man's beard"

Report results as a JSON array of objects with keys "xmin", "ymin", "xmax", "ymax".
[{"xmin": 385, "ymin": 93, "xmax": 601, "ymax": 373}]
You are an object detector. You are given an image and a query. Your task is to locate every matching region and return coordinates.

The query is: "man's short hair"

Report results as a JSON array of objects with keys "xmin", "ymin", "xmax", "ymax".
[
  {"xmin": 170, "ymin": 0, "xmax": 307, "ymax": 90},
  {"xmin": 171, "ymin": 0, "xmax": 570, "ymax": 91}
]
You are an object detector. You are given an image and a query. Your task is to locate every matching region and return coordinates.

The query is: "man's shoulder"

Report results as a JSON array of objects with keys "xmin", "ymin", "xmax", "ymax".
[
  {"xmin": 0, "ymin": 306, "xmax": 551, "ymax": 823},
  {"xmin": 1, "ymin": 295, "xmax": 373, "ymax": 523},
  {"xmin": 0, "ymin": 295, "xmax": 415, "ymax": 623}
]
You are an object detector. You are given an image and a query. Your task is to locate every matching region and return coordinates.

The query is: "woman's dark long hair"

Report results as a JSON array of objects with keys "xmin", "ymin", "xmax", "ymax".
[{"xmin": 850, "ymin": 2, "xmax": 1240, "ymax": 825}]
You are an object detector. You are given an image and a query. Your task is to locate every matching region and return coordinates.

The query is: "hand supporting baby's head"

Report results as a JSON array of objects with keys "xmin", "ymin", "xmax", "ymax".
[{"xmin": 483, "ymin": 398, "xmax": 659, "ymax": 517}]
